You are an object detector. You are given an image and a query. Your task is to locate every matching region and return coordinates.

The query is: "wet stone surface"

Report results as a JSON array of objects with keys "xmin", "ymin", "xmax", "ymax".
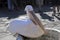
[{"xmin": 0, "ymin": 17, "xmax": 12, "ymax": 40}]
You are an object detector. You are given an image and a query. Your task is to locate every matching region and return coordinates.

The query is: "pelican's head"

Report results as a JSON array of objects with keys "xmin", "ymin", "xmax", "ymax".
[{"xmin": 25, "ymin": 5, "xmax": 33, "ymax": 12}]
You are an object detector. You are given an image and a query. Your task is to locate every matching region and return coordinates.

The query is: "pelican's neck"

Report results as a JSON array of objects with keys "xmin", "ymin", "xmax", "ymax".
[{"xmin": 26, "ymin": 11, "xmax": 30, "ymax": 18}]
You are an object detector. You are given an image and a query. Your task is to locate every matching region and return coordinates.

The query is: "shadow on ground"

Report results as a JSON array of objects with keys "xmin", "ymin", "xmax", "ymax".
[
  {"xmin": 0, "ymin": 8, "xmax": 26, "ymax": 19},
  {"xmin": 39, "ymin": 11, "xmax": 53, "ymax": 21},
  {"xmin": 40, "ymin": 5, "xmax": 53, "ymax": 12}
]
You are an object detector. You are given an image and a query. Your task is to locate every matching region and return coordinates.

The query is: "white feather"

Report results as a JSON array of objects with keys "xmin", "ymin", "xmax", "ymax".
[{"xmin": 25, "ymin": 5, "xmax": 33, "ymax": 11}]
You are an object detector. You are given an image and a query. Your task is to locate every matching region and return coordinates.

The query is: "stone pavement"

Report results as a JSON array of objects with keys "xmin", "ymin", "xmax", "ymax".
[{"xmin": 0, "ymin": 17, "xmax": 16, "ymax": 40}]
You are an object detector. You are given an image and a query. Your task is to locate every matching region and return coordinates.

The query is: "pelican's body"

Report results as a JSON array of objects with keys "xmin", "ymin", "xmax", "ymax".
[
  {"xmin": 8, "ymin": 5, "xmax": 45, "ymax": 38},
  {"xmin": 8, "ymin": 18, "xmax": 44, "ymax": 38}
]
